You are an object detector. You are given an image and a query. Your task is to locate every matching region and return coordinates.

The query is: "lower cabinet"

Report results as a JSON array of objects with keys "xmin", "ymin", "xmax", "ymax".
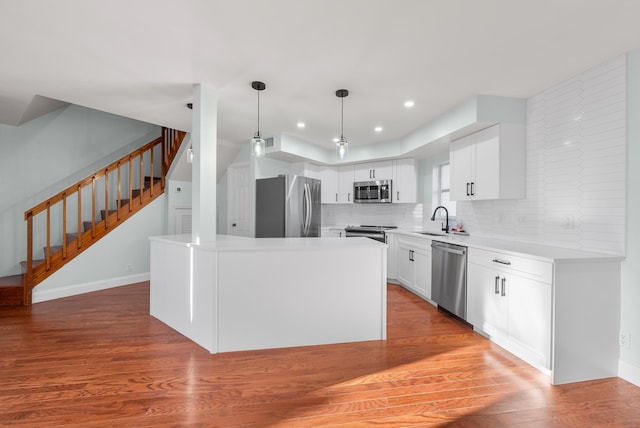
[
  {"xmin": 396, "ymin": 235, "xmax": 432, "ymax": 301},
  {"xmin": 467, "ymin": 259, "xmax": 551, "ymax": 370}
]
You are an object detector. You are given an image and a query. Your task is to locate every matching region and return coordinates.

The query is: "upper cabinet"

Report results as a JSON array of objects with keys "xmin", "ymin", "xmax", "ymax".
[
  {"xmin": 450, "ymin": 123, "xmax": 525, "ymax": 201},
  {"xmin": 336, "ymin": 165, "xmax": 354, "ymax": 203},
  {"xmin": 354, "ymin": 160, "xmax": 393, "ymax": 181},
  {"xmin": 392, "ymin": 158, "xmax": 417, "ymax": 203},
  {"xmin": 295, "ymin": 158, "xmax": 416, "ymax": 204},
  {"xmin": 302, "ymin": 164, "xmax": 353, "ymax": 204},
  {"xmin": 315, "ymin": 165, "xmax": 339, "ymax": 204}
]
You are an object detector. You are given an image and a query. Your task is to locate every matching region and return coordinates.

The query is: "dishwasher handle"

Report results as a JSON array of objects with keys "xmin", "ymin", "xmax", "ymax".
[{"xmin": 431, "ymin": 242, "xmax": 466, "ymax": 256}]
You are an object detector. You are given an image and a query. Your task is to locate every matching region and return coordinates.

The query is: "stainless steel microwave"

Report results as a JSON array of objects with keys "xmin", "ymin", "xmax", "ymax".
[{"xmin": 354, "ymin": 180, "xmax": 392, "ymax": 203}]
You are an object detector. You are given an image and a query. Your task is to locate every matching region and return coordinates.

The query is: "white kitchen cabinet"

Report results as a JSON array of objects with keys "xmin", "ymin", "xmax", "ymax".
[
  {"xmin": 392, "ymin": 158, "xmax": 417, "ymax": 203},
  {"xmin": 354, "ymin": 160, "xmax": 393, "ymax": 181},
  {"xmin": 468, "ymin": 248, "xmax": 553, "ymax": 372},
  {"xmin": 467, "ymin": 263, "xmax": 508, "ymax": 337},
  {"xmin": 314, "ymin": 165, "xmax": 339, "ymax": 204},
  {"xmin": 299, "ymin": 163, "xmax": 351, "ymax": 204},
  {"xmin": 396, "ymin": 235, "xmax": 432, "ymax": 301},
  {"xmin": 337, "ymin": 165, "xmax": 354, "ymax": 203},
  {"xmin": 450, "ymin": 123, "xmax": 525, "ymax": 201}
]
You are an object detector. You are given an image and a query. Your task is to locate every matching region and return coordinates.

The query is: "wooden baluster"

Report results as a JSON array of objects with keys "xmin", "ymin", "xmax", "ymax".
[
  {"xmin": 161, "ymin": 132, "xmax": 167, "ymax": 188},
  {"xmin": 46, "ymin": 202, "xmax": 51, "ymax": 270},
  {"xmin": 117, "ymin": 162, "xmax": 121, "ymax": 221},
  {"xmin": 128, "ymin": 156, "xmax": 133, "ymax": 213},
  {"xmin": 91, "ymin": 176, "xmax": 96, "ymax": 238},
  {"xmin": 104, "ymin": 168, "xmax": 109, "ymax": 229},
  {"xmin": 24, "ymin": 212, "xmax": 33, "ymax": 305},
  {"xmin": 62, "ymin": 193, "xmax": 67, "ymax": 259},
  {"xmin": 150, "ymin": 145, "xmax": 155, "ymax": 197},
  {"xmin": 77, "ymin": 184, "xmax": 82, "ymax": 249},
  {"xmin": 139, "ymin": 152, "xmax": 143, "ymax": 204}
]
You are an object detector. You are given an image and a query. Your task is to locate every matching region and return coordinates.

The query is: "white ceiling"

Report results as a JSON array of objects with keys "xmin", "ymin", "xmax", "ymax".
[{"xmin": 2, "ymin": 0, "xmax": 640, "ymax": 162}]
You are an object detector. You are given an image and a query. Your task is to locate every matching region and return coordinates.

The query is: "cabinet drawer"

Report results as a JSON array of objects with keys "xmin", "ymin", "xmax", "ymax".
[{"xmin": 468, "ymin": 248, "xmax": 552, "ymax": 284}]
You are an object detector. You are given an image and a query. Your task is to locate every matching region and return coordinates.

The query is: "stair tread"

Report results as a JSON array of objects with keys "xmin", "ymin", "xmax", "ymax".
[
  {"xmin": 20, "ymin": 260, "xmax": 44, "ymax": 273},
  {"xmin": 0, "ymin": 274, "xmax": 23, "ymax": 286}
]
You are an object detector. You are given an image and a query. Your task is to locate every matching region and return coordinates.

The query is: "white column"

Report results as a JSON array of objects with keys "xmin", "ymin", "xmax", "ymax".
[{"xmin": 191, "ymin": 84, "xmax": 217, "ymax": 244}]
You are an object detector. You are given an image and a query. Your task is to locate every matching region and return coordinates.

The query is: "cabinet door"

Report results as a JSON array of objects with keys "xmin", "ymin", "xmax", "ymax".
[
  {"xmin": 337, "ymin": 165, "xmax": 354, "ymax": 203},
  {"xmin": 507, "ymin": 275, "xmax": 552, "ymax": 369},
  {"xmin": 396, "ymin": 243, "xmax": 415, "ymax": 289},
  {"xmin": 354, "ymin": 163, "xmax": 373, "ymax": 181},
  {"xmin": 413, "ymin": 247, "xmax": 431, "ymax": 299},
  {"xmin": 354, "ymin": 161, "xmax": 392, "ymax": 181},
  {"xmin": 450, "ymin": 135, "xmax": 474, "ymax": 201},
  {"xmin": 371, "ymin": 161, "xmax": 393, "ymax": 180},
  {"xmin": 472, "ymin": 126, "xmax": 500, "ymax": 200},
  {"xmin": 316, "ymin": 165, "xmax": 338, "ymax": 204},
  {"xmin": 467, "ymin": 263, "xmax": 508, "ymax": 337},
  {"xmin": 392, "ymin": 159, "xmax": 417, "ymax": 203}
]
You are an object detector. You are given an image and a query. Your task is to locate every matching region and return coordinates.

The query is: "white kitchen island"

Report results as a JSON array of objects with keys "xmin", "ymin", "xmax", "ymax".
[{"xmin": 149, "ymin": 234, "xmax": 387, "ymax": 353}]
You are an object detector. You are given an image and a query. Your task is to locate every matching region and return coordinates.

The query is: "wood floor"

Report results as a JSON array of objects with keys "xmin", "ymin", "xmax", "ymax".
[{"xmin": 1, "ymin": 283, "xmax": 639, "ymax": 427}]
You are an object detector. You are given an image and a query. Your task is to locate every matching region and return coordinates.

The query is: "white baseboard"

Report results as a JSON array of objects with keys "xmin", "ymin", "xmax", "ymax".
[
  {"xmin": 32, "ymin": 273, "xmax": 149, "ymax": 303},
  {"xmin": 619, "ymin": 359, "xmax": 640, "ymax": 387}
]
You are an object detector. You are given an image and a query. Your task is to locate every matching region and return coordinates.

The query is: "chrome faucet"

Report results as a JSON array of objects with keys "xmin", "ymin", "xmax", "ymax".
[{"xmin": 430, "ymin": 206, "xmax": 449, "ymax": 233}]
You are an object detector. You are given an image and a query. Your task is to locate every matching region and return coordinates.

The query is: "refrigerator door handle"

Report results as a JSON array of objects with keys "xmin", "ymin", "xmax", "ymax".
[
  {"xmin": 303, "ymin": 182, "xmax": 311, "ymax": 236},
  {"xmin": 302, "ymin": 183, "xmax": 308, "ymax": 236},
  {"xmin": 307, "ymin": 183, "xmax": 312, "ymax": 235}
]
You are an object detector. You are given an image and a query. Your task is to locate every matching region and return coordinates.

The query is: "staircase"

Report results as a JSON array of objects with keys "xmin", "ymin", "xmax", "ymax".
[{"xmin": 0, "ymin": 128, "xmax": 186, "ymax": 307}]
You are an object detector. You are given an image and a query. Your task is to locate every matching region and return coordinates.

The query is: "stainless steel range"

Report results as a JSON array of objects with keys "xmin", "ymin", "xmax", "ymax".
[{"xmin": 344, "ymin": 225, "xmax": 397, "ymax": 243}]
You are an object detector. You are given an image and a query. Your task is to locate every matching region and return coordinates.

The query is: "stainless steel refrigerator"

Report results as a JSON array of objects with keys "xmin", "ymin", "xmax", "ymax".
[{"xmin": 255, "ymin": 175, "xmax": 321, "ymax": 238}]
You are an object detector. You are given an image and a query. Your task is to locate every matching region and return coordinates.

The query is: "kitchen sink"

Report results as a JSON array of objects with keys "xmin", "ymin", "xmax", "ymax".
[{"xmin": 417, "ymin": 232, "xmax": 447, "ymax": 237}]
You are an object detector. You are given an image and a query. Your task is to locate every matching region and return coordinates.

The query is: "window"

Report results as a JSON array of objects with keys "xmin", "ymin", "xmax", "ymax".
[{"xmin": 432, "ymin": 162, "xmax": 456, "ymax": 219}]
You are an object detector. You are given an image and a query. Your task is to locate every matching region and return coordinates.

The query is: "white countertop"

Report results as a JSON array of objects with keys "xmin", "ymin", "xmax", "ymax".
[
  {"xmin": 150, "ymin": 234, "xmax": 386, "ymax": 251},
  {"xmin": 387, "ymin": 229, "xmax": 623, "ymax": 263}
]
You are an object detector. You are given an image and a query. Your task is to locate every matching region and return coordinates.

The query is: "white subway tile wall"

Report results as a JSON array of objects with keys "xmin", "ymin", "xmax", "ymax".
[
  {"xmin": 457, "ymin": 55, "xmax": 626, "ymax": 255},
  {"xmin": 323, "ymin": 203, "xmax": 426, "ymax": 230}
]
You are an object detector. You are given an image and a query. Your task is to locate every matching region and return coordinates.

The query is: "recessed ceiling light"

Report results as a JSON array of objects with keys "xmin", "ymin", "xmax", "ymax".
[
  {"xmin": 404, "ymin": 100, "xmax": 415, "ymax": 108},
  {"xmin": 297, "ymin": 122, "xmax": 305, "ymax": 128},
  {"xmin": 374, "ymin": 126, "xmax": 383, "ymax": 132}
]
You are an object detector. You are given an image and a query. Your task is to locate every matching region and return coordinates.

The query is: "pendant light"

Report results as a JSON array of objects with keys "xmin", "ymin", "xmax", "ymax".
[
  {"xmin": 335, "ymin": 89, "xmax": 349, "ymax": 159},
  {"xmin": 250, "ymin": 81, "xmax": 266, "ymax": 157}
]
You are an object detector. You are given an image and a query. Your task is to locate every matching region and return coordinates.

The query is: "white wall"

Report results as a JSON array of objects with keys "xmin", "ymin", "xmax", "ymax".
[
  {"xmin": 0, "ymin": 105, "xmax": 159, "ymax": 276},
  {"xmin": 32, "ymin": 196, "xmax": 165, "ymax": 302},
  {"xmin": 456, "ymin": 55, "xmax": 626, "ymax": 255},
  {"xmin": 619, "ymin": 50, "xmax": 640, "ymax": 385}
]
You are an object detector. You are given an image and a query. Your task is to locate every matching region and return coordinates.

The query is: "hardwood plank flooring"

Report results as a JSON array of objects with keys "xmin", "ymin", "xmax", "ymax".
[{"xmin": 1, "ymin": 282, "xmax": 639, "ymax": 427}]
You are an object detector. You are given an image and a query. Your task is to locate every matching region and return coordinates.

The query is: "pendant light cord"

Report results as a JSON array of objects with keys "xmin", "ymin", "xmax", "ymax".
[
  {"xmin": 340, "ymin": 96, "xmax": 344, "ymax": 139},
  {"xmin": 257, "ymin": 90, "xmax": 260, "ymax": 136}
]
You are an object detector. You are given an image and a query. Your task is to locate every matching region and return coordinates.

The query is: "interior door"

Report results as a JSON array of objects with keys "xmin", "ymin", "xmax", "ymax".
[{"xmin": 228, "ymin": 164, "xmax": 251, "ymax": 237}]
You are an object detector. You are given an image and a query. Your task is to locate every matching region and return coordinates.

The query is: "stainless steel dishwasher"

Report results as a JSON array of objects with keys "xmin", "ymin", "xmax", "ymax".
[{"xmin": 431, "ymin": 241, "xmax": 467, "ymax": 320}]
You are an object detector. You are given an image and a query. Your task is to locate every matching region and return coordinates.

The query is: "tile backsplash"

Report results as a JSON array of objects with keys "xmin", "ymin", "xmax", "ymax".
[
  {"xmin": 322, "ymin": 202, "xmax": 427, "ymax": 230},
  {"xmin": 457, "ymin": 55, "xmax": 626, "ymax": 255}
]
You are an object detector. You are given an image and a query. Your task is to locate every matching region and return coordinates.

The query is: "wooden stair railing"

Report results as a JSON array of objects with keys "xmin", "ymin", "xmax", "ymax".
[{"xmin": 21, "ymin": 127, "xmax": 186, "ymax": 305}]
